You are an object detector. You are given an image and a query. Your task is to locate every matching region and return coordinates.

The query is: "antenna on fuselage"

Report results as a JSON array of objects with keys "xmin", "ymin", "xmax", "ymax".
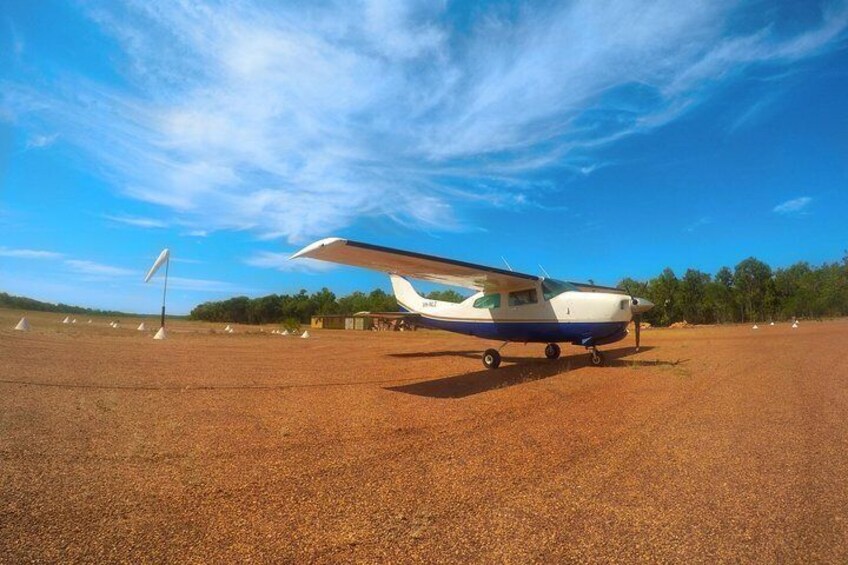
[
  {"xmin": 501, "ymin": 256, "xmax": 513, "ymax": 272},
  {"xmin": 538, "ymin": 264, "xmax": 551, "ymax": 278}
]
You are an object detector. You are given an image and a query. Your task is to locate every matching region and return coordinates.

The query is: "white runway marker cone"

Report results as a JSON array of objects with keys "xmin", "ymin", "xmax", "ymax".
[
  {"xmin": 770, "ymin": 322, "xmax": 775, "ymax": 326},
  {"xmin": 62, "ymin": 316, "xmax": 70, "ymax": 324},
  {"xmin": 282, "ymin": 330, "xmax": 289, "ymax": 336},
  {"xmin": 752, "ymin": 324, "xmax": 759, "ymax": 330},
  {"xmin": 72, "ymin": 319, "xmax": 77, "ymax": 324},
  {"xmin": 301, "ymin": 330, "xmax": 310, "ymax": 339},
  {"xmin": 137, "ymin": 322, "xmax": 146, "ymax": 331},
  {"xmin": 15, "ymin": 317, "xmax": 30, "ymax": 331},
  {"xmin": 792, "ymin": 321, "xmax": 799, "ymax": 329},
  {"xmin": 153, "ymin": 327, "xmax": 166, "ymax": 340},
  {"xmin": 87, "ymin": 319, "xmax": 92, "ymax": 324},
  {"xmin": 224, "ymin": 324, "xmax": 232, "ymax": 332}
]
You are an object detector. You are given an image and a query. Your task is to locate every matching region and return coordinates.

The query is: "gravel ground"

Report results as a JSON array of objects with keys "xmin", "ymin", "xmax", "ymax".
[{"xmin": 1, "ymin": 311, "xmax": 847, "ymax": 563}]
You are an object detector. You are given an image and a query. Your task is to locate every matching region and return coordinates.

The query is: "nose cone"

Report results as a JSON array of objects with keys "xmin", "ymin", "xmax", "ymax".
[{"xmin": 631, "ymin": 297, "xmax": 654, "ymax": 314}]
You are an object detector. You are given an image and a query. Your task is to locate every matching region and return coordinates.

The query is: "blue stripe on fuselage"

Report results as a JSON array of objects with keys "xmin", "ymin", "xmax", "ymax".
[{"xmin": 399, "ymin": 306, "xmax": 628, "ymax": 346}]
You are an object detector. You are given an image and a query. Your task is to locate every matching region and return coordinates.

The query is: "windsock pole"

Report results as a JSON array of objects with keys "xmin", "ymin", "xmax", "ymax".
[
  {"xmin": 144, "ymin": 248, "xmax": 171, "ymax": 338},
  {"xmin": 160, "ymin": 256, "xmax": 170, "ymax": 328}
]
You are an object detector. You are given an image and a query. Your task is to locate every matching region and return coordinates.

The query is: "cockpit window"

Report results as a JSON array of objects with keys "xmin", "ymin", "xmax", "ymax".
[
  {"xmin": 473, "ymin": 293, "xmax": 501, "ymax": 309},
  {"xmin": 542, "ymin": 278, "xmax": 579, "ymax": 301},
  {"xmin": 508, "ymin": 288, "xmax": 538, "ymax": 307}
]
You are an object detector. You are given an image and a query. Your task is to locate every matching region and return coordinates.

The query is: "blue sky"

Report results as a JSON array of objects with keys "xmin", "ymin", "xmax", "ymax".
[{"xmin": 1, "ymin": 0, "xmax": 847, "ymax": 314}]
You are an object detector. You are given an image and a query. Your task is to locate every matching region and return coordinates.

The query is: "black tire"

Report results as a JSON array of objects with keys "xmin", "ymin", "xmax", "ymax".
[
  {"xmin": 545, "ymin": 343, "xmax": 561, "ymax": 359},
  {"xmin": 590, "ymin": 350, "xmax": 605, "ymax": 367},
  {"xmin": 482, "ymin": 348, "xmax": 501, "ymax": 369}
]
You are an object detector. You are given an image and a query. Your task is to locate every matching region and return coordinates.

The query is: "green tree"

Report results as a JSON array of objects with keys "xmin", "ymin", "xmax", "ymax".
[
  {"xmin": 679, "ymin": 269, "xmax": 711, "ymax": 324},
  {"xmin": 426, "ymin": 289, "xmax": 466, "ymax": 303},
  {"xmin": 617, "ymin": 277, "xmax": 649, "ymax": 299},
  {"xmin": 310, "ymin": 288, "xmax": 338, "ymax": 315},
  {"xmin": 646, "ymin": 268, "xmax": 679, "ymax": 326},
  {"xmin": 733, "ymin": 258, "xmax": 772, "ymax": 322}
]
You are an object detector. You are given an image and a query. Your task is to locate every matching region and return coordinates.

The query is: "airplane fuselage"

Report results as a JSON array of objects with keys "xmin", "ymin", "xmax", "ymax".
[{"xmin": 392, "ymin": 275, "xmax": 633, "ymax": 346}]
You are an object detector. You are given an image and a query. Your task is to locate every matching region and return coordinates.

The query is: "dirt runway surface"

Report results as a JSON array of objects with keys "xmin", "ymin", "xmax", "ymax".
[{"xmin": 2, "ymin": 311, "xmax": 847, "ymax": 563}]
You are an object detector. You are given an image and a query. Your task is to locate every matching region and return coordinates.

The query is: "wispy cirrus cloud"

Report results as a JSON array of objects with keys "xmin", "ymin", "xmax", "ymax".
[
  {"xmin": 103, "ymin": 214, "xmax": 168, "ymax": 229},
  {"xmin": 0, "ymin": 247, "xmax": 63, "ymax": 259},
  {"xmin": 773, "ymin": 196, "xmax": 813, "ymax": 215},
  {"xmin": 4, "ymin": 1, "xmax": 846, "ymax": 243},
  {"xmin": 25, "ymin": 133, "xmax": 58, "ymax": 149},
  {"xmin": 686, "ymin": 216, "xmax": 712, "ymax": 233},
  {"xmin": 64, "ymin": 259, "xmax": 136, "ymax": 277},
  {"xmin": 166, "ymin": 276, "xmax": 257, "ymax": 294},
  {"xmin": 1, "ymin": 242, "xmax": 243, "ymax": 297},
  {"xmin": 245, "ymin": 251, "xmax": 336, "ymax": 273}
]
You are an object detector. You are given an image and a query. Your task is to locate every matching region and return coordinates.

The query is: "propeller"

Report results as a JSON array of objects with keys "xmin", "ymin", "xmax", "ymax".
[
  {"xmin": 630, "ymin": 297, "xmax": 654, "ymax": 352},
  {"xmin": 633, "ymin": 312, "xmax": 642, "ymax": 351}
]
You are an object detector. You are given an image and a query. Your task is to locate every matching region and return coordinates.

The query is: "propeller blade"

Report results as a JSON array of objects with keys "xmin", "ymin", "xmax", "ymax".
[{"xmin": 634, "ymin": 313, "xmax": 641, "ymax": 351}]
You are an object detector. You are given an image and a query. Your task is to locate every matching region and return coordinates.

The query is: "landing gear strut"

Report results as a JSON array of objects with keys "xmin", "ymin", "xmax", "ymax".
[
  {"xmin": 589, "ymin": 346, "xmax": 605, "ymax": 367},
  {"xmin": 544, "ymin": 343, "xmax": 561, "ymax": 359}
]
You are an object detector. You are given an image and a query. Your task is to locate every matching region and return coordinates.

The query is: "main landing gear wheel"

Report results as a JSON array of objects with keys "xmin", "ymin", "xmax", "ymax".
[
  {"xmin": 544, "ymin": 343, "xmax": 561, "ymax": 360},
  {"xmin": 589, "ymin": 347, "xmax": 605, "ymax": 367},
  {"xmin": 482, "ymin": 348, "xmax": 501, "ymax": 369}
]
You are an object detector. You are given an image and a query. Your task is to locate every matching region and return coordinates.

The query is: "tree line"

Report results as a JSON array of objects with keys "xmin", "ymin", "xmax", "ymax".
[
  {"xmin": 187, "ymin": 256, "xmax": 847, "ymax": 326},
  {"xmin": 618, "ymin": 256, "xmax": 848, "ymax": 326},
  {"xmin": 188, "ymin": 288, "xmax": 467, "ymax": 325},
  {"xmin": 0, "ymin": 291, "xmax": 139, "ymax": 318}
]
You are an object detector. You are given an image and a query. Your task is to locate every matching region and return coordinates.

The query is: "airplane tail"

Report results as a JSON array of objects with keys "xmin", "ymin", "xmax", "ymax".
[{"xmin": 390, "ymin": 274, "xmax": 425, "ymax": 312}]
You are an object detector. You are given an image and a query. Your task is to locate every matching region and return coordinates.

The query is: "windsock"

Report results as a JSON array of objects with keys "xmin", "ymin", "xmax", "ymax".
[{"xmin": 144, "ymin": 248, "xmax": 171, "ymax": 282}]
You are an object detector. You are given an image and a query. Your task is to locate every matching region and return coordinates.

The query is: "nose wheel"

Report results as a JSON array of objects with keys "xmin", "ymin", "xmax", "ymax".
[
  {"xmin": 544, "ymin": 343, "xmax": 561, "ymax": 359},
  {"xmin": 482, "ymin": 348, "xmax": 501, "ymax": 369},
  {"xmin": 589, "ymin": 347, "xmax": 605, "ymax": 367}
]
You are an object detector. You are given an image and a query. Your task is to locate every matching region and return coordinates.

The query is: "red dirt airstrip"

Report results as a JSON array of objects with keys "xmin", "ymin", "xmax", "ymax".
[{"xmin": 1, "ymin": 311, "xmax": 847, "ymax": 563}]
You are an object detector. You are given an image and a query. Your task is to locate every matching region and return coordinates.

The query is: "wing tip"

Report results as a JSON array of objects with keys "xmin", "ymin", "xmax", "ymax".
[{"xmin": 289, "ymin": 237, "xmax": 347, "ymax": 260}]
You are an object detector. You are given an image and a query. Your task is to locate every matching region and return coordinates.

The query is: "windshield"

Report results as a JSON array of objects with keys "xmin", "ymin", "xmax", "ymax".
[{"xmin": 542, "ymin": 278, "xmax": 579, "ymax": 301}]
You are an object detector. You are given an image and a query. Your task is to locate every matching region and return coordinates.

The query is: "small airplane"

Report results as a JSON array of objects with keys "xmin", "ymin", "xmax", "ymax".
[{"xmin": 292, "ymin": 238, "xmax": 654, "ymax": 369}]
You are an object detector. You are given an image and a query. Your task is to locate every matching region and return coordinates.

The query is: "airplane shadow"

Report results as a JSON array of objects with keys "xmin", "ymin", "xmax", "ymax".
[{"xmin": 386, "ymin": 346, "xmax": 686, "ymax": 399}]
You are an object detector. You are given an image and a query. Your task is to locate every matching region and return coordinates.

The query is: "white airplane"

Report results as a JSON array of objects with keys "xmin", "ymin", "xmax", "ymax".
[{"xmin": 292, "ymin": 238, "xmax": 654, "ymax": 369}]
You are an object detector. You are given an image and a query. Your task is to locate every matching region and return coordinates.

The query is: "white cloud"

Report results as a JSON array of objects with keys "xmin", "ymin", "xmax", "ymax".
[
  {"xmin": 165, "ymin": 276, "xmax": 255, "ymax": 293},
  {"xmin": 0, "ymin": 247, "xmax": 63, "ymax": 259},
  {"xmin": 103, "ymin": 214, "xmax": 168, "ymax": 229},
  {"xmin": 685, "ymin": 216, "xmax": 712, "ymax": 232},
  {"xmin": 5, "ymin": 1, "xmax": 846, "ymax": 242},
  {"xmin": 11, "ymin": 26, "xmax": 24, "ymax": 58},
  {"xmin": 773, "ymin": 196, "xmax": 813, "ymax": 214},
  {"xmin": 64, "ymin": 259, "xmax": 136, "ymax": 277},
  {"xmin": 25, "ymin": 133, "xmax": 59, "ymax": 149},
  {"xmin": 244, "ymin": 251, "xmax": 336, "ymax": 273},
  {"xmin": 170, "ymin": 257, "xmax": 202, "ymax": 264}
]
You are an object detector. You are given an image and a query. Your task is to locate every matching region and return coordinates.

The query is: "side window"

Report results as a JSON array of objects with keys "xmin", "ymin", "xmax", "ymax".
[
  {"xmin": 508, "ymin": 288, "xmax": 538, "ymax": 307},
  {"xmin": 473, "ymin": 294, "xmax": 501, "ymax": 309}
]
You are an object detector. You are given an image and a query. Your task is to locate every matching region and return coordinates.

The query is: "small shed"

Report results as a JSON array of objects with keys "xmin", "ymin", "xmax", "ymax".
[
  {"xmin": 311, "ymin": 315, "xmax": 346, "ymax": 329},
  {"xmin": 310, "ymin": 315, "xmax": 374, "ymax": 330}
]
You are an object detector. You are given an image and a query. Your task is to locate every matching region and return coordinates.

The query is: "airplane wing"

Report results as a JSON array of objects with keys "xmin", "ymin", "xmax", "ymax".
[
  {"xmin": 569, "ymin": 282, "xmax": 627, "ymax": 294},
  {"xmin": 290, "ymin": 238, "xmax": 540, "ymax": 292}
]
